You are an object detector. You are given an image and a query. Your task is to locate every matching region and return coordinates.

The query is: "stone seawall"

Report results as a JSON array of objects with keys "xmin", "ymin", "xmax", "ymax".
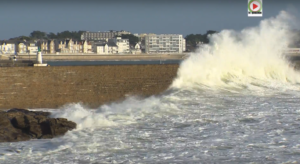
[{"xmin": 0, "ymin": 65, "xmax": 179, "ymax": 109}]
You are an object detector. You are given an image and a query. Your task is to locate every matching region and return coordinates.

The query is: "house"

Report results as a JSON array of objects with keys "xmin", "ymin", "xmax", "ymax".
[
  {"xmin": 39, "ymin": 40, "xmax": 48, "ymax": 53},
  {"xmin": 26, "ymin": 41, "xmax": 38, "ymax": 55},
  {"xmin": 81, "ymin": 40, "xmax": 93, "ymax": 53},
  {"xmin": 16, "ymin": 41, "xmax": 28, "ymax": 54},
  {"xmin": 56, "ymin": 39, "xmax": 76, "ymax": 53},
  {"xmin": 54, "ymin": 39, "xmax": 92, "ymax": 54},
  {"xmin": 93, "ymin": 42, "xmax": 118, "ymax": 54},
  {"xmin": 48, "ymin": 40, "xmax": 56, "ymax": 54},
  {"xmin": 82, "ymin": 40, "xmax": 88, "ymax": 53},
  {"xmin": 66, "ymin": 39, "xmax": 82, "ymax": 53},
  {"xmin": 108, "ymin": 37, "xmax": 130, "ymax": 54},
  {"xmin": 131, "ymin": 43, "xmax": 142, "ymax": 54},
  {"xmin": 0, "ymin": 41, "xmax": 16, "ymax": 54},
  {"xmin": 87, "ymin": 41, "xmax": 93, "ymax": 53},
  {"xmin": 38, "ymin": 40, "xmax": 56, "ymax": 54}
]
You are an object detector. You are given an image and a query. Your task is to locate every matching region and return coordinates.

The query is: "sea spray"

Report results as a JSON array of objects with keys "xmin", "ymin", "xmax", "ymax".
[
  {"xmin": 172, "ymin": 11, "xmax": 300, "ymax": 91},
  {"xmin": 50, "ymin": 96, "xmax": 167, "ymax": 129}
]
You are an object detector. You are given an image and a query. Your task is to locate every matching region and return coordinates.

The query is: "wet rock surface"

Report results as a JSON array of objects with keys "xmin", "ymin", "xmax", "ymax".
[{"xmin": 0, "ymin": 108, "xmax": 76, "ymax": 142}]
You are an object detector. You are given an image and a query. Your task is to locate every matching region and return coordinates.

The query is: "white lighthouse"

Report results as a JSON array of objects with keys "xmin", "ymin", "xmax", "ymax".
[
  {"xmin": 34, "ymin": 47, "xmax": 48, "ymax": 66},
  {"xmin": 37, "ymin": 47, "xmax": 42, "ymax": 64}
]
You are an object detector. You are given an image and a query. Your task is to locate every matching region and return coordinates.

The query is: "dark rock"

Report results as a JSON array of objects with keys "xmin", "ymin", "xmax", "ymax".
[
  {"xmin": 46, "ymin": 118, "xmax": 77, "ymax": 138},
  {"xmin": 0, "ymin": 114, "xmax": 30, "ymax": 142},
  {"xmin": 0, "ymin": 114, "xmax": 11, "ymax": 127},
  {"xmin": 0, "ymin": 108, "xmax": 76, "ymax": 143}
]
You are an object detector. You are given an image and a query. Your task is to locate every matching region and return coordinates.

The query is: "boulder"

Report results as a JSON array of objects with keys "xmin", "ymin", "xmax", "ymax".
[
  {"xmin": 0, "ymin": 108, "xmax": 76, "ymax": 143},
  {"xmin": 0, "ymin": 114, "xmax": 30, "ymax": 142}
]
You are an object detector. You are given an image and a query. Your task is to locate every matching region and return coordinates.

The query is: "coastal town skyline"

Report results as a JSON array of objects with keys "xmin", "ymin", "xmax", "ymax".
[{"xmin": 1, "ymin": 0, "xmax": 300, "ymax": 40}]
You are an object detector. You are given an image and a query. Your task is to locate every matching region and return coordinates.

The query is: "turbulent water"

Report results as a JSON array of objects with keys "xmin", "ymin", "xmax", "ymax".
[{"xmin": 2, "ymin": 11, "xmax": 300, "ymax": 163}]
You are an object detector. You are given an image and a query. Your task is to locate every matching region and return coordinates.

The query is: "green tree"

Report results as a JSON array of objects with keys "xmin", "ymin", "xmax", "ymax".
[
  {"xmin": 202, "ymin": 30, "xmax": 218, "ymax": 43},
  {"xmin": 185, "ymin": 30, "xmax": 218, "ymax": 48},
  {"xmin": 47, "ymin": 32, "xmax": 57, "ymax": 39},
  {"xmin": 184, "ymin": 30, "xmax": 218, "ymax": 52},
  {"xmin": 119, "ymin": 34, "xmax": 139, "ymax": 45},
  {"xmin": 9, "ymin": 36, "xmax": 32, "ymax": 41},
  {"xmin": 55, "ymin": 30, "xmax": 84, "ymax": 40},
  {"xmin": 30, "ymin": 31, "xmax": 47, "ymax": 39}
]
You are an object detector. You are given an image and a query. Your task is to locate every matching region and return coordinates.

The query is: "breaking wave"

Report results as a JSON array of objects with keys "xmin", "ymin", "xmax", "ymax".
[
  {"xmin": 50, "ymin": 11, "xmax": 300, "ymax": 131},
  {"xmin": 172, "ymin": 11, "xmax": 300, "ymax": 91},
  {"xmin": 50, "ymin": 95, "xmax": 181, "ymax": 130}
]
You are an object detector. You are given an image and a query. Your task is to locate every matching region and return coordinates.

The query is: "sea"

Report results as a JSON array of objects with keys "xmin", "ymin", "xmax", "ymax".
[
  {"xmin": 1, "ymin": 11, "xmax": 300, "ymax": 163},
  {"xmin": 45, "ymin": 60, "xmax": 181, "ymax": 66}
]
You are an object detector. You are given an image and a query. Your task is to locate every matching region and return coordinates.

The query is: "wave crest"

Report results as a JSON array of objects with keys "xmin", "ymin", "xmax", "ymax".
[{"xmin": 172, "ymin": 11, "xmax": 300, "ymax": 91}]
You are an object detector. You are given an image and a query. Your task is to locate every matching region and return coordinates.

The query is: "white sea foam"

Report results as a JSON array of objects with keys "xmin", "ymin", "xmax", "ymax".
[
  {"xmin": 50, "ymin": 96, "xmax": 166, "ymax": 130},
  {"xmin": 172, "ymin": 11, "xmax": 300, "ymax": 91}
]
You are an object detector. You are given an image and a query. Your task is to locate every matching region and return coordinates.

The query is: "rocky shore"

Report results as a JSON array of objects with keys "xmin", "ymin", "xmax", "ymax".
[{"xmin": 0, "ymin": 108, "xmax": 76, "ymax": 142}]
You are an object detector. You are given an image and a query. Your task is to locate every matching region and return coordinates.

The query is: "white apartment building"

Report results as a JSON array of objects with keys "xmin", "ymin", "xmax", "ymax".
[
  {"xmin": 0, "ymin": 41, "xmax": 16, "ymax": 54},
  {"xmin": 145, "ymin": 34, "xmax": 185, "ymax": 54},
  {"xmin": 81, "ymin": 30, "xmax": 131, "ymax": 40},
  {"xmin": 108, "ymin": 37, "xmax": 130, "ymax": 54},
  {"xmin": 93, "ymin": 42, "xmax": 118, "ymax": 54}
]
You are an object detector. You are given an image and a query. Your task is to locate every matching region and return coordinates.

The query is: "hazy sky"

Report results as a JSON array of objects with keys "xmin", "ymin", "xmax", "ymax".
[{"xmin": 0, "ymin": 0, "xmax": 299, "ymax": 39}]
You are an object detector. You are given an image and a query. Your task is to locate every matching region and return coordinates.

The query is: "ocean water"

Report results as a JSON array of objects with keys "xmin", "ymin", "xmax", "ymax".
[
  {"xmin": 1, "ymin": 11, "xmax": 300, "ymax": 163},
  {"xmin": 46, "ymin": 60, "xmax": 182, "ymax": 66}
]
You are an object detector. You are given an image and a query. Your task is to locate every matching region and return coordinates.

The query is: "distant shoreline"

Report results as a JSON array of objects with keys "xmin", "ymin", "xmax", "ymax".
[{"xmin": 8, "ymin": 54, "xmax": 189, "ymax": 61}]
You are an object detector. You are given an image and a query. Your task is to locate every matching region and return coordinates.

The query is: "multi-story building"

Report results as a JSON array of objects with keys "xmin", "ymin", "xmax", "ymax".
[
  {"xmin": 26, "ymin": 41, "xmax": 38, "ymax": 55},
  {"xmin": 55, "ymin": 39, "xmax": 84, "ymax": 53},
  {"xmin": 93, "ymin": 42, "xmax": 118, "ymax": 54},
  {"xmin": 0, "ymin": 41, "xmax": 16, "ymax": 54},
  {"xmin": 138, "ymin": 33, "xmax": 156, "ymax": 43},
  {"xmin": 16, "ymin": 41, "xmax": 27, "ymax": 54},
  {"xmin": 108, "ymin": 37, "xmax": 130, "ymax": 54},
  {"xmin": 145, "ymin": 34, "xmax": 185, "ymax": 54},
  {"xmin": 39, "ymin": 40, "xmax": 56, "ymax": 54},
  {"xmin": 81, "ymin": 30, "xmax": 131, "ymax": 41},
  {"xmin": 81, "ymin": 40, "xmax": 92, "ymax": 53}
]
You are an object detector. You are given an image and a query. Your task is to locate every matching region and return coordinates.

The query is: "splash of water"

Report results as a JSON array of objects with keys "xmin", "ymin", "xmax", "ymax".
[
  {"xmin": 50, "ymin": 95, "xmax": 180, "ymax": 130},
  {"xmin": 172, "ymin": 11, "xmax": 300, "ymax": 91}
]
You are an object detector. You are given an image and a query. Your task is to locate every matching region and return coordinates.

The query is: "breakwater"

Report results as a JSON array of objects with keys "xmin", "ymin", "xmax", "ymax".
[{"xmin": 0, "ymin": 64, "xmax": 179, "ymax": 109}]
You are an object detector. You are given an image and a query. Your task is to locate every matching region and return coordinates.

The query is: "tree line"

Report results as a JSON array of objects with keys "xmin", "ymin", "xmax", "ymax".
[
  {"xmin": 8, "ymin": 31, "xmax": 140, "ymax": 46},
  {"xmin": 9, "ymin": 30, "xmax": 85, "ymax": 41},
  {"xmin": 185, "ymin": 30, "xmax": 217, "ymax": 46}
]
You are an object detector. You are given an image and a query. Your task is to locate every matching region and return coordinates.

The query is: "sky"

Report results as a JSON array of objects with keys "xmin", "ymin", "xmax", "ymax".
[{"xmin": 0, "ymin": 0, "xmax": 299, "ymax": 39}]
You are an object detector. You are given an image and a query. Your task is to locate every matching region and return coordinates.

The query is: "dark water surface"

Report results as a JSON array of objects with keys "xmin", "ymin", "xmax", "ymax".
[{"xmin": 46, "ymin": 60, "xmax": 182, "ymax": 66}]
